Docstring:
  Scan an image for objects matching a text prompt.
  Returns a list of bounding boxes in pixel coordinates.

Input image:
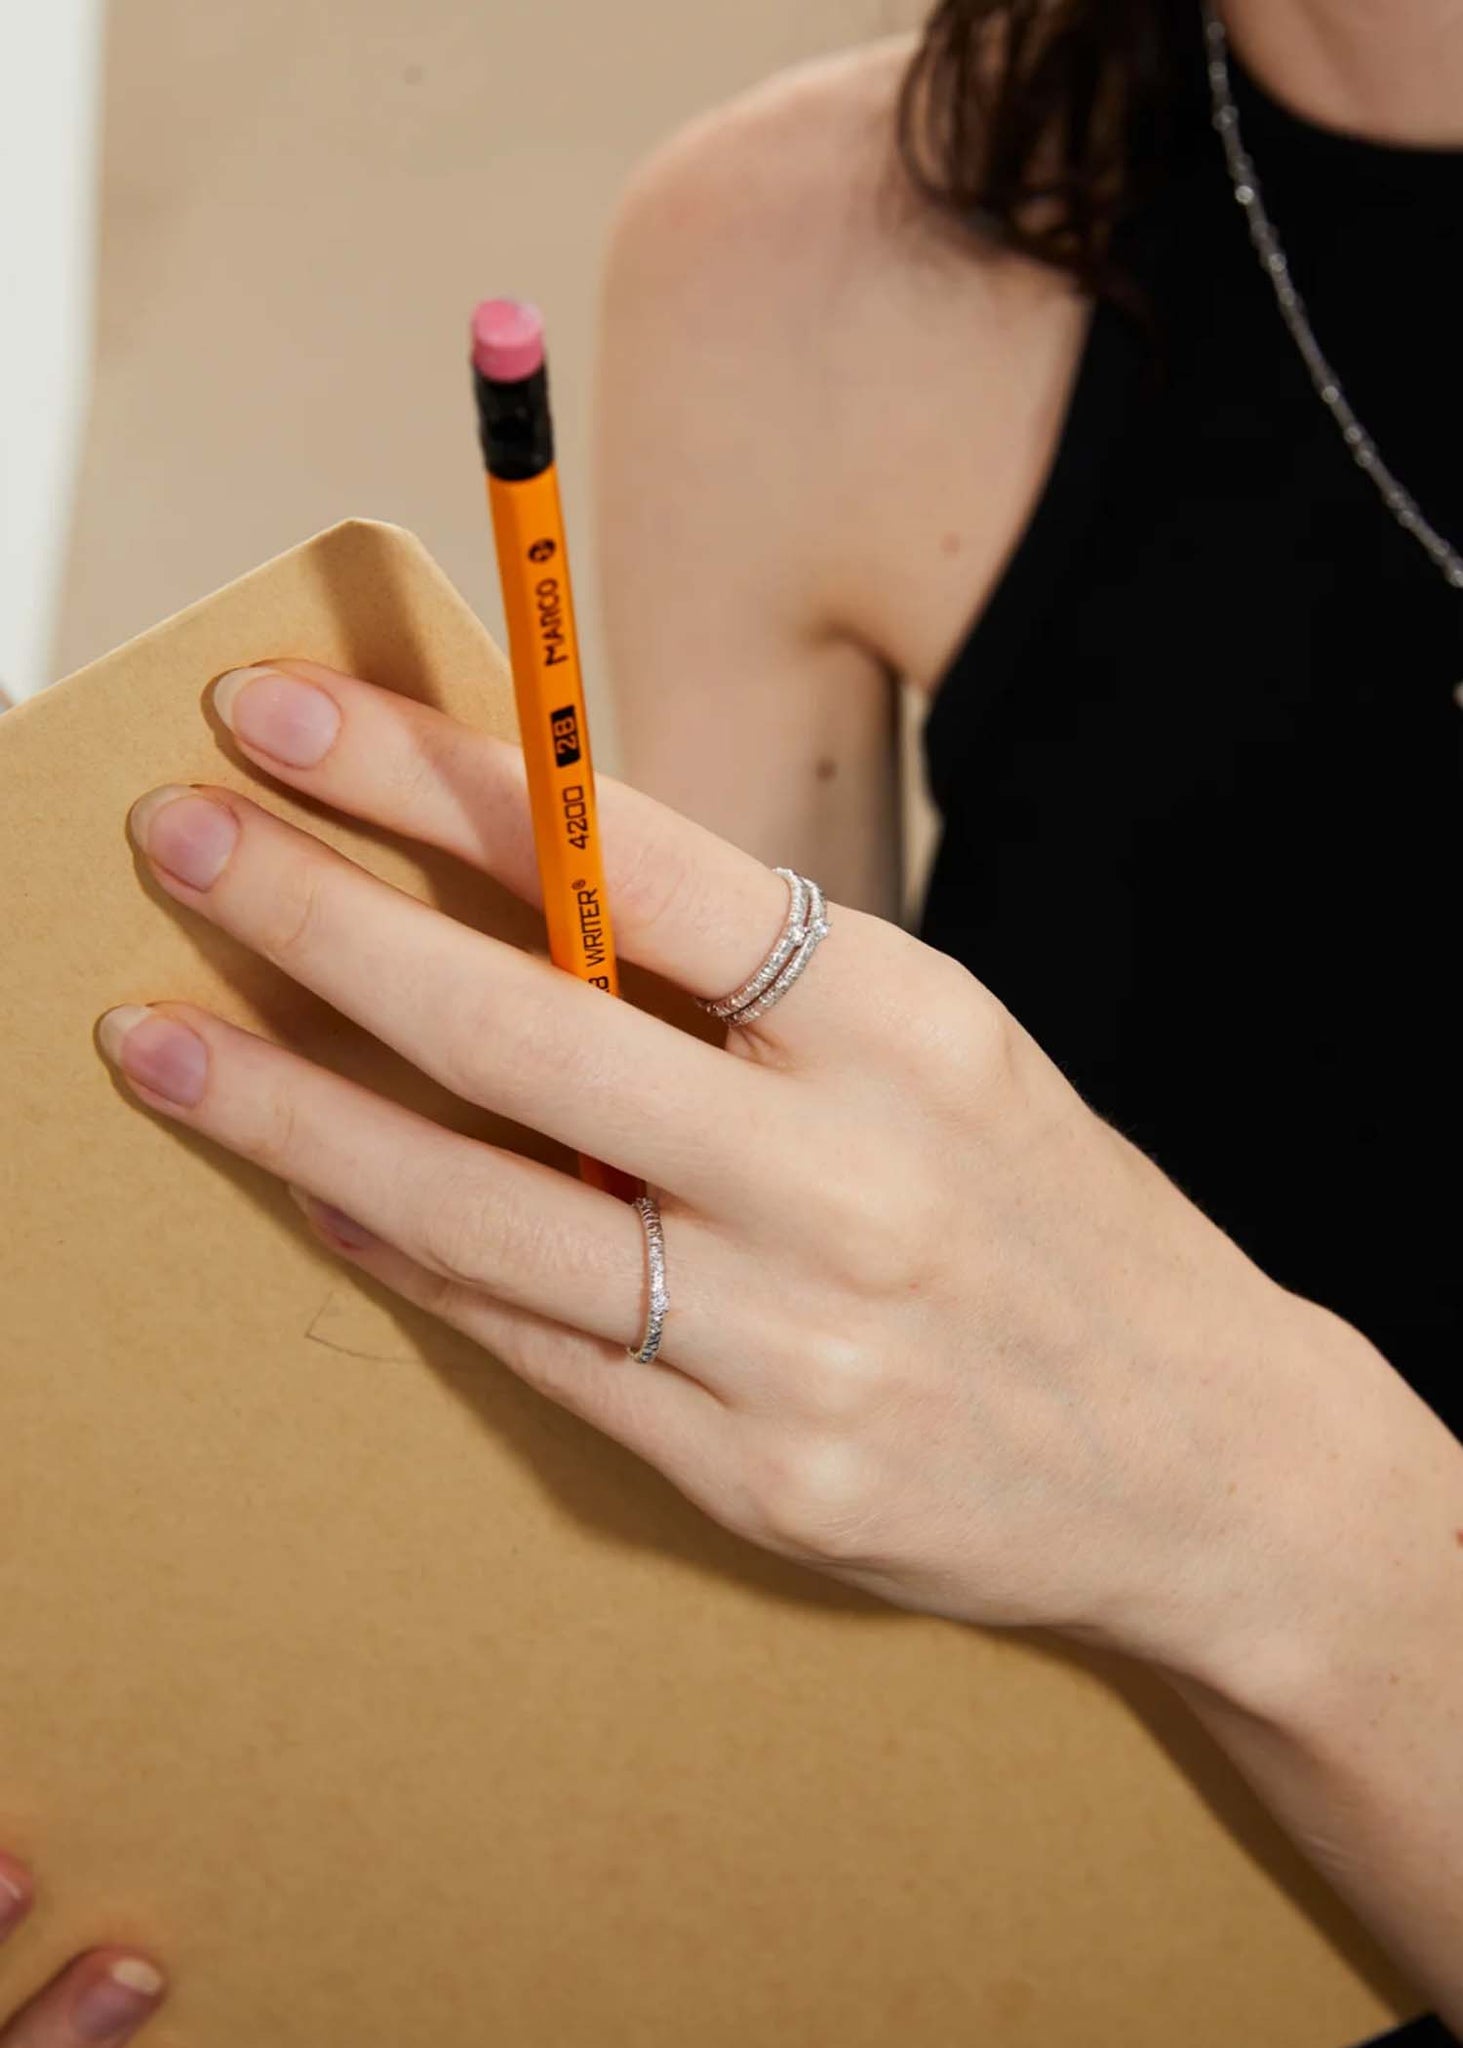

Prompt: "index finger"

[210,659,856,1056]
[127,783,794,1217]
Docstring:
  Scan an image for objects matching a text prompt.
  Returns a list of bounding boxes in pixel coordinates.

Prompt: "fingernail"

[98,1007,209,1108]
[129,787,238,891]
[214,665,342,768]
[73,1957,166,2040]
[288,1184,377,1251]
[0,1867,30,1929]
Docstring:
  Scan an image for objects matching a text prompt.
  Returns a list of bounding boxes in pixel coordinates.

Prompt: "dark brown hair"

[897,0,1189,295]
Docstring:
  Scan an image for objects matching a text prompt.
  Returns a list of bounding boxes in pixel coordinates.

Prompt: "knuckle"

[793,1328,890,1426]
[970,985,1020,1084]
[251,1086,301,1178]
[749,1435,880,1563]
[412,1162,565,1300]
[263,865,327,966]
[947,972,1021,1096]
[613,821,697,940]
[895,941,1014,1079]
[436,979,567,1113]
[812,1164,941,1297]
[413,1167,503,1291]
[394,714,471,815]
[432,992,500,1107]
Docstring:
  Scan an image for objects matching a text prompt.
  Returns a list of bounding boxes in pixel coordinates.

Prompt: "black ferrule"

[474,363,554,481]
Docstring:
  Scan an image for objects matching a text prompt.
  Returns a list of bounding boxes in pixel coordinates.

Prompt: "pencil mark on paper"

[304,1291,417,1364]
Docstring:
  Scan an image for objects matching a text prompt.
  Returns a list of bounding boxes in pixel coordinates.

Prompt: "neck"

[1222,0,1463,145]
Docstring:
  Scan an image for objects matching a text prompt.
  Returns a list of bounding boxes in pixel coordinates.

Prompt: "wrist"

[1162,1301,1463,1745]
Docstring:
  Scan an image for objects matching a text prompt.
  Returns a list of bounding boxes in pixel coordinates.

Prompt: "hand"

[0,1857,165,2042]
[97,660,1397,1698]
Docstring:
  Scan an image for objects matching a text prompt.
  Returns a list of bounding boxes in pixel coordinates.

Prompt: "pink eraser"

[471,298,546,382]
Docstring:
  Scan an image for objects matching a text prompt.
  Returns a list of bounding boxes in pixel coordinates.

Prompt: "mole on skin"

[815,757,837,782]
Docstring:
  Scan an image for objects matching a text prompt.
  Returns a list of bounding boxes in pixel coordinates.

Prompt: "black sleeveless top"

[914,26,1461,2048]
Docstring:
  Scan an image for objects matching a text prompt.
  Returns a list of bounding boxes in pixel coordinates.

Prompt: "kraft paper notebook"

[0,521,1416,2044]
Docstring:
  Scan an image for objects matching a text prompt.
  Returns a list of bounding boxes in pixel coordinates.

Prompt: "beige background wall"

[58,0,940,917]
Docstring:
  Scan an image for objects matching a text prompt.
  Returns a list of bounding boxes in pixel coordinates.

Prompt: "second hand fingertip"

[73,1956,168,2041]
[0,1863,31,1929]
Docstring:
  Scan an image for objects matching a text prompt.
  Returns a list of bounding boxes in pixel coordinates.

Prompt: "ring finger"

[289,1197,761,1533]
[96,1002,773,1406]
[209,660,874,1059]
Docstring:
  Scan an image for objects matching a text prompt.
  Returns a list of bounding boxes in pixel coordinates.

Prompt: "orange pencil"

[471,297,640,1205]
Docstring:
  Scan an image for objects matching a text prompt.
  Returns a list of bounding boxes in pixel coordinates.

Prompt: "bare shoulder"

[598,39,1089,689]
[607,41,921,284]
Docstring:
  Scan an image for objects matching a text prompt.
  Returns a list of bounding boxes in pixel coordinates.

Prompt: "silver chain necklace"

[1202,1,1463,704]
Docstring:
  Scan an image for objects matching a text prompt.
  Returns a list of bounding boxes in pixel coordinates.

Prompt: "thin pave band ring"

[627,870,831,1363]
[626,1191,670,1363]
[694,868,831,1028]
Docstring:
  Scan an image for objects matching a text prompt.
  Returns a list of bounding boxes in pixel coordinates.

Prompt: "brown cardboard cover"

[0,521,1413,2043]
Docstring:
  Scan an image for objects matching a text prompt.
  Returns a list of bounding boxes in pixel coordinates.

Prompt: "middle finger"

[127,784,786,1215]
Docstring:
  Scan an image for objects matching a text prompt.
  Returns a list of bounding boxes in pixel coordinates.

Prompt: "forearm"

[1164,1311,1463,2028]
